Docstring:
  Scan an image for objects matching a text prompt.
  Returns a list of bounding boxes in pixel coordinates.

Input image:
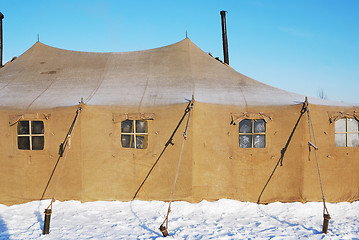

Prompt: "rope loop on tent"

[257,98,308,204]
[301,98,309,114]
[46,198,56,211]
[40,103,83,201]
[159,100,193,237]
[132,96,195,200]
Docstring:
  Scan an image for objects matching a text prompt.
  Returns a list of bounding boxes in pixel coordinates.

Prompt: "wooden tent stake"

[43,198,55,235]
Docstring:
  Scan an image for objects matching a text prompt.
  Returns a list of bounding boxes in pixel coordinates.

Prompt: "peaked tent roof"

[0,38,355,110]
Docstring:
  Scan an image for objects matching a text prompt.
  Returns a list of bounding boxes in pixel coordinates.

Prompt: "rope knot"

[59,143,64,157]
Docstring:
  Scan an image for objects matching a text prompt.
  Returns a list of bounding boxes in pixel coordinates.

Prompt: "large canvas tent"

[0,38,358,206]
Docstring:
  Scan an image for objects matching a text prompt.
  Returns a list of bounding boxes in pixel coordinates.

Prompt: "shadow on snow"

[0,215,10,240]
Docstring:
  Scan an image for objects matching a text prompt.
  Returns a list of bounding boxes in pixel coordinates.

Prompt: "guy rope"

[159,98,193,237]
[306,101,331,234]
[40,101,83,234]
[257,98,308,204]
[257,97,330,233]
[132,96,195,200]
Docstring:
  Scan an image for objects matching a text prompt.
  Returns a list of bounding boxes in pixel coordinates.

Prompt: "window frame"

[17,120,45,150]
[335,117,359,147]
[238,119,266,148]
[121,119,148,149]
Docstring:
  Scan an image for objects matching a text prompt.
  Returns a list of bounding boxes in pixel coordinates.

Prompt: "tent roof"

[0,38,355,110]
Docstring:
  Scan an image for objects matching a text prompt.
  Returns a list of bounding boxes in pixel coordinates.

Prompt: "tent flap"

[231,112,272,125]
[329,111,359,123]
[9,113,51,126]
[112,113,155,123]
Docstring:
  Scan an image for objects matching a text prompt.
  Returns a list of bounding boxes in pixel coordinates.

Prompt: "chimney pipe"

[220,11,229,65]
[0,12,4,67]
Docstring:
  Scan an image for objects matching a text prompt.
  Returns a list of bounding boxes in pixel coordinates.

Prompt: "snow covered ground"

[0,199,358,239]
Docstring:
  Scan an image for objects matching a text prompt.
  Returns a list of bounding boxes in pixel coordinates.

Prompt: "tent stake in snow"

[322,213,331,234]
[43,209,52,234]
[159,224,169,237]
[43,199,54,235]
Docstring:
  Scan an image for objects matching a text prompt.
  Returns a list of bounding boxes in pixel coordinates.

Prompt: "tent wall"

[191,103,307,203]
[0,107,82,205]
[79,104,193,202]
[0,103,358,206]
[191,103,358,203]
[302,104,359,202]
[0,104,194,205]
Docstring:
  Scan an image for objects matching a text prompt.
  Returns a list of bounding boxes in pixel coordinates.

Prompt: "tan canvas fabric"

[0,38,356,110]
[0,39,358,206]
[0,103,358,206]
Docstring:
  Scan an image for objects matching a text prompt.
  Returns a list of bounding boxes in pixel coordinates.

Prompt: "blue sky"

[1,0,358,103]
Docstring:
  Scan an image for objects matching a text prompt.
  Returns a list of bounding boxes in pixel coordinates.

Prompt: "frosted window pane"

[254,120,265,133]
[131,136,135,148]
[348,119,359,132]
[32,136,44,150]
[121,120,133,133]
[136,121,147,133]
[18,121,29,134]
[335,133,346,147]
[121,135,131,148]
[32,121,44,134]
[239,135,252,148]
[335,119,346,132]
[348,133,359,147]
[239,120,252,133]
[18,136,30,150]
[136,135,147,149]
[254,135,265,148]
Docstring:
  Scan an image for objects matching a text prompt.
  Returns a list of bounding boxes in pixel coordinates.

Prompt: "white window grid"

[335,118,359,147]
[18,120,44,150]
[238,119,266,148]
[121,120,148,149]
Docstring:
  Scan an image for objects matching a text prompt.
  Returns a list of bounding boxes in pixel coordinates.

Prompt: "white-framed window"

[335,118,359,147]
[17,120,44,150]
[121,120,148,149]
[238,119,266,148]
